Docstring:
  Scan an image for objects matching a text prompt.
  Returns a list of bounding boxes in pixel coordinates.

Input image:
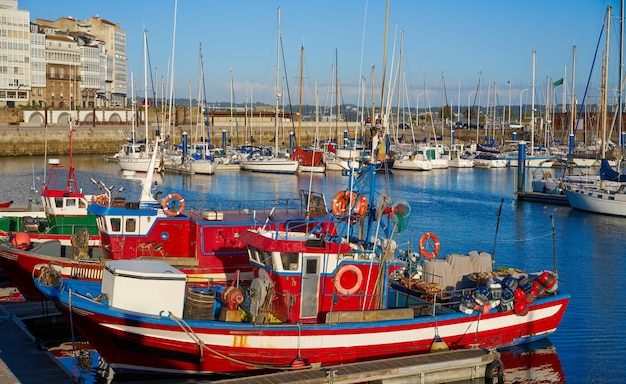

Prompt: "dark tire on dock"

[485,356,505,384]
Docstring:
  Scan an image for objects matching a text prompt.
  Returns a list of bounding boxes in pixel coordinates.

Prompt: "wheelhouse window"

[55,197,63,208]
[280,252,299,271]
[110,218,121,232]
[247,246,261,262]
[125,218,136,232]
[260,250,273,268]
[66,198,76,207]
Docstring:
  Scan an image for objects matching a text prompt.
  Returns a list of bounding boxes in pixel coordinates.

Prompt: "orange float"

[418,232,440,259]
[162,193,185,217]
[334,265,363,295]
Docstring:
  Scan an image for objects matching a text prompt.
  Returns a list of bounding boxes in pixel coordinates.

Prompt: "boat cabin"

[240,229,401,324]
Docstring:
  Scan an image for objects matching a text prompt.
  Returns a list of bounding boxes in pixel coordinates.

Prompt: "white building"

[0,0,30,107]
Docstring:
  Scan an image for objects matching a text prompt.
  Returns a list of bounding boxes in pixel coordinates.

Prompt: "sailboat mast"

[167,0,178,142]
[617,0,624,149]
[601,6,611,158]
[570,45,576,137]
[275,7,280,155]
[143,29,149,151]
[298,45,303,148]
[335,49,339,146]
[380,0,390,126]
[531,49,536,156]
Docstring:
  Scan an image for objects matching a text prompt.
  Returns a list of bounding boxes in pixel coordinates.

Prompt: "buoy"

[513,287,526,302]
[11,232,30,250]
[430,335,449,352]
[514,300,529,316]
[290,355,306,369]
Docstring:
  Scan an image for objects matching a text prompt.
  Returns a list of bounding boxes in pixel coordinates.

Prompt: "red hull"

[44,283,568,375]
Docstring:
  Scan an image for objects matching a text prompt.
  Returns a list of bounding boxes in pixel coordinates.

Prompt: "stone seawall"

[0,126,126,156]
[0,122,372,157]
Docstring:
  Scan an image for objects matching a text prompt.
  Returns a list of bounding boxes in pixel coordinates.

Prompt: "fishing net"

[392,200,411,233]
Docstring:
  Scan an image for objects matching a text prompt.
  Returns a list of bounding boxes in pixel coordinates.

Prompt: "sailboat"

[184,43,217,175]
[498,50,555,168]
[118,30,159,173]
[563,5,626,216]
[240,8,299,174]
[292,46,325,174]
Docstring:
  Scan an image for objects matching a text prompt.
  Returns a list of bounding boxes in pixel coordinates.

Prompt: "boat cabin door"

[300,255,320,319]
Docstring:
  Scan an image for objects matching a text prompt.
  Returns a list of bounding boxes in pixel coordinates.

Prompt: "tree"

[463,107,478,120]
[439,104,453,119]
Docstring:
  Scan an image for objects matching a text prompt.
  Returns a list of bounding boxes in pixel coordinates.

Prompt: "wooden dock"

[0,301,74,384]
[515,191,570,206]
[210,349,502,384]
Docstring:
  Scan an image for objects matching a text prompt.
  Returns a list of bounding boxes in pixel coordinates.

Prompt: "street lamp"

[520,89,529,124]
[416,93,424,128]
[467,91,476,129]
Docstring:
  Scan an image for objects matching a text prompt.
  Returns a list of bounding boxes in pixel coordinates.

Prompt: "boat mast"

[298,45,303,148]
[531,49,536,156]
[380,0,390,128]
[617,0,624,149]
[167,0,178,143]
[275,7,280,156]
[601,6,611,160]
[570,45,576,137]
[143,29,149,153]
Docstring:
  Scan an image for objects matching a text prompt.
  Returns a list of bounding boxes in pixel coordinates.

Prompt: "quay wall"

[0,121,447,157]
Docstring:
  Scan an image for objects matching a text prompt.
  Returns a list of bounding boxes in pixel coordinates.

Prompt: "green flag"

[553,78,563,87]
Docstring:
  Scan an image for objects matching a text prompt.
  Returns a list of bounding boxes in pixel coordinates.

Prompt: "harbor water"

[1,154,624,383]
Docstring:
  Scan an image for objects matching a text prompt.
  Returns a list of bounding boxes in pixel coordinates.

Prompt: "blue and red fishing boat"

[35,165,569,376]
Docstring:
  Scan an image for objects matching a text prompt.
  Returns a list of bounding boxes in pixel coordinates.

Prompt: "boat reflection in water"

[499,338,565,384]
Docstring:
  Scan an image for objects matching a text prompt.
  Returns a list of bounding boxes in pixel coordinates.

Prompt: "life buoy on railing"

[419,232,440,259]
[94,194,109,206]
[353,194,369,217]
[331,190,357,216]
[334,264,363,295]
[331,190,368,219]
[162,193,185,217]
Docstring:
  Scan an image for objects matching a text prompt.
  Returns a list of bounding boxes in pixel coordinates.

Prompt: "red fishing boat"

[35,165,569,376]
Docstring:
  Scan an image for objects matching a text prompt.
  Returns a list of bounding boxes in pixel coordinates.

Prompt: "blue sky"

[23,0,621,109]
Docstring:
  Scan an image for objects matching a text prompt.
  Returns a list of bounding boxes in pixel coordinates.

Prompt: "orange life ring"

[331,190,357,216]
[331,190,368,219]
[419,232,440,259]
[95,195,109,206]
[334,264,363,295]
[162,193,185,216]
[353,194,369,216]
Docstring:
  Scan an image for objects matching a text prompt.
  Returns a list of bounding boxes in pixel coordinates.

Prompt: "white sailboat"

[563,5,626,216]
[240,7,298,175]
[185,43,217,175]
[118,30,158,173]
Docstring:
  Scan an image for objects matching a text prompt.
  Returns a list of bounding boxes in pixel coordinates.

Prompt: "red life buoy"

[334,264,363,295]
[162,193,185,217]
[331,190,368,220]
[353,194,369,216]
[419,232,440,258]
[331,190,357,216]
